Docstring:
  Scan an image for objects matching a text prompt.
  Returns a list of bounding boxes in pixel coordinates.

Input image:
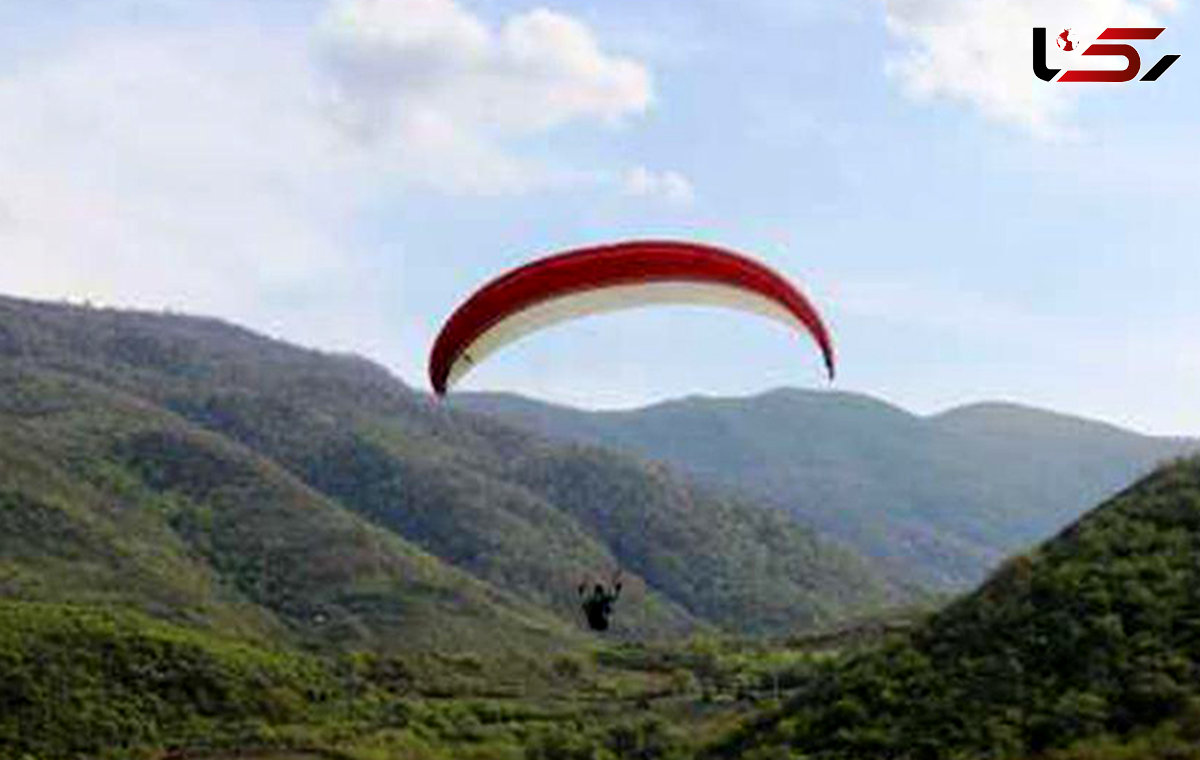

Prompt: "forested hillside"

[459,390,1195,587]
[5,294,1197,760]
[0,362,574,654]
[0,294,905,639]
[715,454,1200,759]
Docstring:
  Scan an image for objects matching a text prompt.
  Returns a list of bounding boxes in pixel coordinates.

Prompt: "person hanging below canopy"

[428,241,838,638]
[578,572,622,632]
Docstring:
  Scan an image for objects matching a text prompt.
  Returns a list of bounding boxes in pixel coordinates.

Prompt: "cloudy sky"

[0,0,1197,433]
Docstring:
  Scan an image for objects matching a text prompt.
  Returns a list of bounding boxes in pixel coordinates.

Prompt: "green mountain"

[714,454,1200,759]
[0,601,341,758]
[456,389,1195,588]
[0,360,574,654]
[0,294,904,640]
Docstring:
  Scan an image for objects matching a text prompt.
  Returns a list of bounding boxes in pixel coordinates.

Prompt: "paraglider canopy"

[428,240,835,396]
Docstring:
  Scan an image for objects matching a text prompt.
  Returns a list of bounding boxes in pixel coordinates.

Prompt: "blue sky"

[0,0,1197,433]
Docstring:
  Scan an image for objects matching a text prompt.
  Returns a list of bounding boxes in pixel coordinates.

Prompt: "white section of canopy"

[445,280,812,390]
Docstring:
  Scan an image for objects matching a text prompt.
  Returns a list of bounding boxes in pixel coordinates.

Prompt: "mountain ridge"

[456,388,1197,588]
[717,453,1200,759]
[0,293,905,641]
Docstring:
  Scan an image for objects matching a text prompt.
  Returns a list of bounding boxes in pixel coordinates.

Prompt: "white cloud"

[621,166,695,205]
[318,0,652,175]
[0,0,662,361]
[884,0,1177,135]
[0,30,355,314]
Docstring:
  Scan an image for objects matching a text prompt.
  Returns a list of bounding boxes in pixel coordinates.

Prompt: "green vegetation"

[5,293,1200,760]
[0,362,576,655]
[0,601,335,759]
[0,599,835,760]
[0,294,916,757]
[714,455,1200,759]
[458,389,1196,588]
[0,294,907,638]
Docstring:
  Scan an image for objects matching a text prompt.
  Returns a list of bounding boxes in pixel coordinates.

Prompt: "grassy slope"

[457,389,1195,588]
[714,454,1200,759]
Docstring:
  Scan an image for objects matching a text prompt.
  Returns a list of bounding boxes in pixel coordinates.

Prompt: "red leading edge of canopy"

[428,240,836,396]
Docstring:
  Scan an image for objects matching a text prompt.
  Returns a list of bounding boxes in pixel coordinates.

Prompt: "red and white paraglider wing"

[428,241,834,396]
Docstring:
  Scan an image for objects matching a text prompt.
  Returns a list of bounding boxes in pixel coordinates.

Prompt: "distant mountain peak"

[931,400,1148,440]
[459,386,1196,590]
